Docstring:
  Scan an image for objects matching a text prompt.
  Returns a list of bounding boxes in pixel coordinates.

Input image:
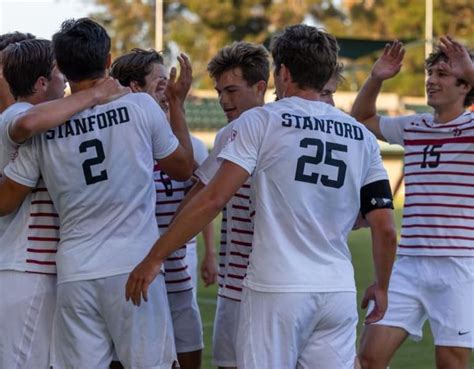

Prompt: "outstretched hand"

[125,256,162,306]
[361,283,388,324]
[438,35,474,83]
[371,40,405,81]
[165,53,193,105]
[94,77,131,105]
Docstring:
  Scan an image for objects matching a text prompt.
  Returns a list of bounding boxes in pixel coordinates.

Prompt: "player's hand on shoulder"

[125,256,162,306]
[371,40,405,82]
[165,53,193,105]
[361,282,388,324]
[93,77,131,105]
[438,35,474,82]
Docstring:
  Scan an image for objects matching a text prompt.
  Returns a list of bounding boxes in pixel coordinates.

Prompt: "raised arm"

[351,41,405,141]
[159,53,194,180]
[438,35,474,86]
[9,77,130,144]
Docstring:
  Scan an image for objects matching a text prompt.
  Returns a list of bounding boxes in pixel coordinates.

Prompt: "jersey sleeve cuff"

[194,168,211,185]
[217,152,253,176]
[156,137,179,160]
[3,167,37,188]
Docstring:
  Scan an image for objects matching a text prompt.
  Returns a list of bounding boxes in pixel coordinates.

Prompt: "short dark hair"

[52,18,110,82]
[332,62,345,85]
[425,47,474,107]
[271,25,339,91]
[110,48,164,87]
[2,39,54,99]
[0,31,35,52]
[207,41,269,85]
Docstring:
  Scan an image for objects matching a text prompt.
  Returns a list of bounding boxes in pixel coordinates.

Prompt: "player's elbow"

[379,223,398,250]
[206,192,227,215]
[10,114,37,143]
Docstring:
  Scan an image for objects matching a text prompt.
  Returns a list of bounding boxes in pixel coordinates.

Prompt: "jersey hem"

[243,280,356,293]
[397,251,474,257]
[56,266,148,284]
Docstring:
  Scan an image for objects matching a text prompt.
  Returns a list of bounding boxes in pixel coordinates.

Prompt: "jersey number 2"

[79,139,108,185]
[295,138,347,188]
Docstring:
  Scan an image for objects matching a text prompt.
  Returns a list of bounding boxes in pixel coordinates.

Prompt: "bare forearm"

[148,189,223,264]
[0,176,32,215]
[351,76,383,122]
[167,97,193,165]
[367,210,397,290]
[173,180,204,219]
[202,221,216,257]
[10,89,101,143]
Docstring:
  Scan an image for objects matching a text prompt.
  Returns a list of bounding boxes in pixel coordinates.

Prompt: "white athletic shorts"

[168,289,203,353]
[212,296,241,367]
[185,243,198,293]
[51,273,177,369]
[236,288,358,369]
[0,270,56,369]
[371,256,474,348]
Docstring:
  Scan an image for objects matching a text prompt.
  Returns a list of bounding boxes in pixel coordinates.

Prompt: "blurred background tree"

[90,0,473,94]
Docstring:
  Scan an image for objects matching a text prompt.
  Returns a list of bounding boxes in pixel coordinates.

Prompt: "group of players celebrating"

[0,16,472,369]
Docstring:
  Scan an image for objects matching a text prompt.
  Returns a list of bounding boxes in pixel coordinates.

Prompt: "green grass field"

[194,204,473,369]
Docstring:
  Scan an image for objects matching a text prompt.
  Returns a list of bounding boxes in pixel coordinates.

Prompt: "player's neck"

[69,77,105,94]
[433,104,466,124]
[285,85,321,101]
[17,94,44,106]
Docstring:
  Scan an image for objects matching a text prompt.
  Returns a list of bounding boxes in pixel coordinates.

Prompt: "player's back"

[16,92,178,283]
[220,97,387,292]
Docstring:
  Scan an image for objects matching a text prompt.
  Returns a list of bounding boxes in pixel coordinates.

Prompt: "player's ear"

[255,80,267,98]
[129,80,142,93]
[34,76,48,94]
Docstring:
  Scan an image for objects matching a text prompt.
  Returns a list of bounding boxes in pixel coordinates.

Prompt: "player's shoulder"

[0,102,33,125]
[101,92,156,110]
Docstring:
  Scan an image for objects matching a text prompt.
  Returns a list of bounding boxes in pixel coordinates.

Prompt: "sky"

[0,0,98,39]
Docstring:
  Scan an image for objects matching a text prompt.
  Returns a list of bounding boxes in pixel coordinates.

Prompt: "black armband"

[360,179,393,217]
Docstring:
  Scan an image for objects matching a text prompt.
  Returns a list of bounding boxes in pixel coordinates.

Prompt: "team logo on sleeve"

[10,147,19,162]
[228,129,238,142]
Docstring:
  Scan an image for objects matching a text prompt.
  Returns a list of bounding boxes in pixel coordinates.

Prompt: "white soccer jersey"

[158,136,208,293]
[0,103,58,275]
[218,96,388,293]
[196,123,255,301]
[380,111,474,257]
[5,93,179,283]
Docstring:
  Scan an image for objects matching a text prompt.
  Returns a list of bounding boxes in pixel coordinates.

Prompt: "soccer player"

[0,38,128,369]
[351,37,474,369]
[0,32,35,113]
[0,18,193,368]
[126,24,398,369]
[194,41,269,369]
[111,48,207,369]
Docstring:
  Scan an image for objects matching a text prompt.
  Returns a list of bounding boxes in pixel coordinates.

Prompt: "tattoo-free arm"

[0,176,32,216]
[9,77,129,144]
[361,208,397,324]
[126,161,249,305]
